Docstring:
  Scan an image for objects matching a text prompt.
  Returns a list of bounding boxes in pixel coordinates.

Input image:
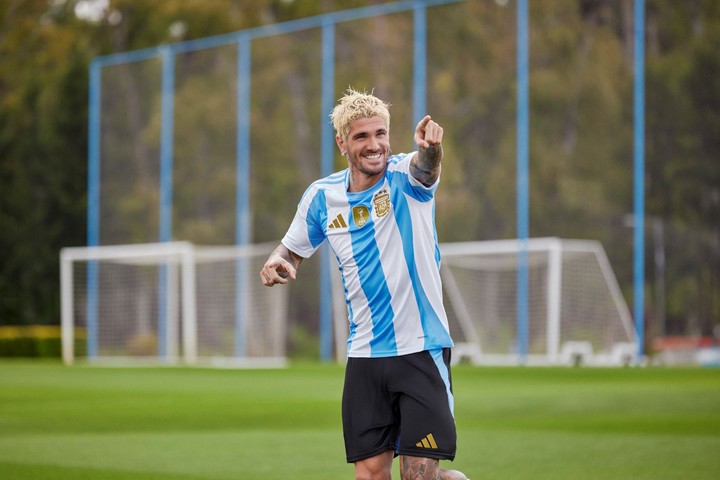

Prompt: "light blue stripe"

[349,206,396,356]
[390,178,451,350]
[432,201,441,267]
[395,168,435,202]
[306,190,328,249]
[298,171,346,205]
[430,349,454,416]
[387,154,403,166]
[315,171,346,185]
[335,253,357,352]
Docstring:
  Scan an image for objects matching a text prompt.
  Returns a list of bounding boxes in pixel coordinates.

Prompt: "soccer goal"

[60,242,288,367]
[438,238,637,366]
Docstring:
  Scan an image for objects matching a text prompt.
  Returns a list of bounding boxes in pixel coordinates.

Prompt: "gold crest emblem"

[352,205,370,228]
[373,188,391,218]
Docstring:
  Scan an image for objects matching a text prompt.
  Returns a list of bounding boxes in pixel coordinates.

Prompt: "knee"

[354,453,393,480]
[355,468,391,480]
[355,473,390,480]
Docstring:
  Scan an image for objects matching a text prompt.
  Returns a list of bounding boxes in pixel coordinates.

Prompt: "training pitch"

[1,361,719,479]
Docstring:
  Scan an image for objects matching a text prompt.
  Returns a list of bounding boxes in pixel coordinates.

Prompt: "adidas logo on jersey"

[415,433,438,449]
[328,214,347,229]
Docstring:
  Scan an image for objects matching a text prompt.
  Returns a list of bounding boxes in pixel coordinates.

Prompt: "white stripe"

[406,193,450,333]
[430,349,454,417]
[374,199,423,354]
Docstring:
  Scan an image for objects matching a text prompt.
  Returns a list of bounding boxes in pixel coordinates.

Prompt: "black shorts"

[342,348,457,463]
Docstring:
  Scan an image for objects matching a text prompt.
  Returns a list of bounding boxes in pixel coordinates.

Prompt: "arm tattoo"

[271,244,302,270]
[410,144,443,186]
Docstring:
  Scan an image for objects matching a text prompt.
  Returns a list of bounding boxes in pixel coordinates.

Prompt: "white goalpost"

[60,242,288,367]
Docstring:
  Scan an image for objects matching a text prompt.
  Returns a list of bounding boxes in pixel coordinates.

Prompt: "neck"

[348,169,384,193]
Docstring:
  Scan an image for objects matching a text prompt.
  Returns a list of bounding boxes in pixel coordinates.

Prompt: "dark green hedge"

[0,326,85,358]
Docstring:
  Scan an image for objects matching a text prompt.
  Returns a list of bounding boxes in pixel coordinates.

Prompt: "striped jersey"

[281,152,454,358]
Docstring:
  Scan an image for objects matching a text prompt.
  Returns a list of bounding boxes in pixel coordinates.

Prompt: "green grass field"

[1,361,719,479]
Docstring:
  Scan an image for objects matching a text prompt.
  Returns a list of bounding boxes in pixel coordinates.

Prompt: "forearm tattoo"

[271,245,294,266]
[410,144,443,186]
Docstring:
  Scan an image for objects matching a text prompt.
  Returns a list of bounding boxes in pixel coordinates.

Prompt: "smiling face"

[336,116,390,192]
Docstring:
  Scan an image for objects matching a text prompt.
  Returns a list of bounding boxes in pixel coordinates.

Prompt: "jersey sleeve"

[281,186,327,259]
[390,152,440,202]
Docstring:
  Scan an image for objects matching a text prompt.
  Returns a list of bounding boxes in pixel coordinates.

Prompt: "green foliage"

[0,0,718,336]
[0,1,90,325]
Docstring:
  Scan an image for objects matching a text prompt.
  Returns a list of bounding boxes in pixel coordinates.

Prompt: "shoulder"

[387,152,438,198]
[300,169,348,204]
[309,169,347,192]
[386,152,415,172]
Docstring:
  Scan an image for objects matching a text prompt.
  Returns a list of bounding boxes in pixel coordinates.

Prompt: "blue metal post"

[235,35,252,357]
[158,47,175,359]
[413,2,427,124]
[86,60,101,359]
[159,47,175,244]
[633,0,646,361]
[516,0,530,364]
[319,18,336,362]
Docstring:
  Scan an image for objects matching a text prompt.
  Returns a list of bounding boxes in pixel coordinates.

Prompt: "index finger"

[416,115,432,131]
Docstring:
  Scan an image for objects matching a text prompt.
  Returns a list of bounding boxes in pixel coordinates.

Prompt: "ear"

[336,135,346,156]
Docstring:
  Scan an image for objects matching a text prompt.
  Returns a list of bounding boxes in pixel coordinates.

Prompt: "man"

[260,89,468,480]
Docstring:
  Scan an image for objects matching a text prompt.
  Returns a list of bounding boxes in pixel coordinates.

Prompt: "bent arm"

[260,243,304,287]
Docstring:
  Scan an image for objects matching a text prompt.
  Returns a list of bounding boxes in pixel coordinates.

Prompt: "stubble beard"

[349,149,389,178]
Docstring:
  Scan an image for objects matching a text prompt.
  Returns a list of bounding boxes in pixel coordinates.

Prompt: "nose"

[367,135,381,151]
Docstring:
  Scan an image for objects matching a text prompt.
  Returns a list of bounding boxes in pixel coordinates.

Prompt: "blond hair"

[330,88,391,141]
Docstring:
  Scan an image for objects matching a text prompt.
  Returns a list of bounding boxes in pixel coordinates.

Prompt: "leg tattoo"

[399,456,469,480]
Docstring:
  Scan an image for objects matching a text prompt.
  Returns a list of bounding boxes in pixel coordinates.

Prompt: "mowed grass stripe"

[1,361,719,479]
[0,431,350,480]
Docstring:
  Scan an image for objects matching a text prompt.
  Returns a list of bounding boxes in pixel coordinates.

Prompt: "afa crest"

[352,205,370,228]
[373,188,391,218]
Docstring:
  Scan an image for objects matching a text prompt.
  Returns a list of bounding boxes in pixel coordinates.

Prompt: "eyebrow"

[352,127,387,140]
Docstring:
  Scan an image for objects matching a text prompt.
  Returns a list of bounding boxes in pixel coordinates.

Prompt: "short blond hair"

[330,88,391,141]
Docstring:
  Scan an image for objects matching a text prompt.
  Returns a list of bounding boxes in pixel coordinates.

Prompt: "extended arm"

[259,243,303,287]
[409,115,444,186]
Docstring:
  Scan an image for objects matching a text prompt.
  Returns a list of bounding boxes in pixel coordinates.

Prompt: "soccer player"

[260,89,468,480]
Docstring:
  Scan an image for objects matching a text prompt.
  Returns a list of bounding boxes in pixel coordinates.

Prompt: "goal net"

[60,242,288,367]
[331,238,637,366]
[439,238,637,366]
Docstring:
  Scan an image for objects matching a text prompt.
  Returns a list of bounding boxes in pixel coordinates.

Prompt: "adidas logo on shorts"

[415,433,438,449]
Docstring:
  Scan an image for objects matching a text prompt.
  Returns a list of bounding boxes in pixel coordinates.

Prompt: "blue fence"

[85,0,659,362]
